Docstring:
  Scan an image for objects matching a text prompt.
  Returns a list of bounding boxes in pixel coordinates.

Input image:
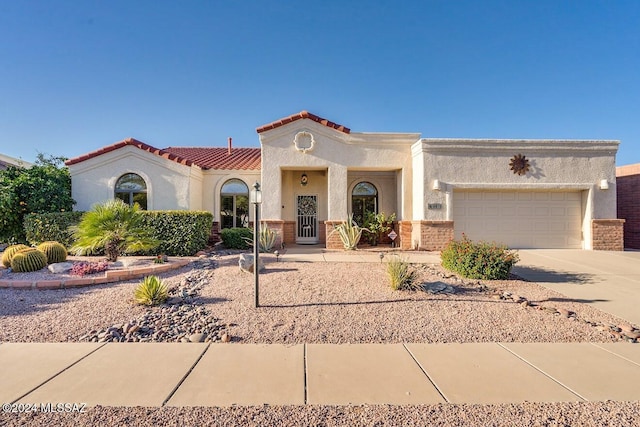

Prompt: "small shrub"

[1,244,29,268]
[386,255,418,290]
[139,210,213,256]
[221,227,253,250]
[70,261,109,277]
[363,212,396,246]
[11,248,48,272]
[440,235,519,280]
[134,275,168,306]
[37,241,68,264]
[154,254,168,264]
[24,211,84,247]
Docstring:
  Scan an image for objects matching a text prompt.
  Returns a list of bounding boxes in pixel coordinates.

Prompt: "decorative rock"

[620,324,635,333]
[48,262,74,274]
[423,281,455,294]
[624,331,640,340]
[189,333,207,343]
[557,308,573,318]
[238,253,266,273]
[520,300,530,307]
[221,333,231,343]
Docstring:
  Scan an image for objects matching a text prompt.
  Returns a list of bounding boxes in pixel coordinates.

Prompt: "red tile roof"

[65,138,261,170]
[256,110,351,134]
[163,147,261,170]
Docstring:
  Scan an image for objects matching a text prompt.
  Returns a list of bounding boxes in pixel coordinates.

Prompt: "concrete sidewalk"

[2,342,640,407]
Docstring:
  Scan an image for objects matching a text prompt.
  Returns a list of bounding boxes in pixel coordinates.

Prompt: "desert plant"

[386,255,419,290]
[363,212,396,246]
[1,244,29,268]
[244,225,277,252]
[441,234,519,280]
[37,241,67,264]
[329,214,369,250]
[70,261,109,277]
[134,275,168,306]
[10,248,48,272]
[70,199,159,262]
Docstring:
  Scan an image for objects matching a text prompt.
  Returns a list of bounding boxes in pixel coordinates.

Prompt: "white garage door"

[453,191,583,249]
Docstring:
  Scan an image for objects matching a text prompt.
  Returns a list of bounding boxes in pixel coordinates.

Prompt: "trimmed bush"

[134,275,168,306]
[24,211,84,247]
[139,211,213,256]
[37,241,67,264]
[2,244,29,268]
[220,227,253,250]
[440,235,519,280]
[11,248,48,272]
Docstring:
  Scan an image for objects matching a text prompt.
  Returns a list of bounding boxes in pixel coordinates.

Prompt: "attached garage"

[452,190,583,249]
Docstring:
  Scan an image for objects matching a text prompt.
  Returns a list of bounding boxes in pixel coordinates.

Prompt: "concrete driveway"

[512,250,640,325]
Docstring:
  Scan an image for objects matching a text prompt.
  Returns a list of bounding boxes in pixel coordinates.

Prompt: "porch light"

[599,179,609,190]
[432,179,441,191]
[251,182,261,308]
[301,172,308,186]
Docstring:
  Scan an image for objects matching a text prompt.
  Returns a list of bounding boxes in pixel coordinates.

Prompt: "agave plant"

[243,225,277,252]
[134,275,168,306]
[70,199,159,262]
[329,214,369,250]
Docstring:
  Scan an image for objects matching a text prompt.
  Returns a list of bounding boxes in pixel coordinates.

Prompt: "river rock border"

[0,258,191,290]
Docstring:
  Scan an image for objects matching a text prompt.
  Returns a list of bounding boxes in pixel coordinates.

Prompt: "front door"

[296,195,318,244]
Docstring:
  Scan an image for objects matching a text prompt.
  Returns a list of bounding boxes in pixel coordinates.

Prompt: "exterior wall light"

[301,172,308,186]
[432,179,441,191]
[599,179,609,190]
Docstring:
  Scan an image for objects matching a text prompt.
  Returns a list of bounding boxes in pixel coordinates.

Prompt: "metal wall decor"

[509,154,531,176]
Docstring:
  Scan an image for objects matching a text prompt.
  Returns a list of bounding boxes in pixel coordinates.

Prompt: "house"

[0,153,33,170]
[616,164,640,249]
[66,111,623,251]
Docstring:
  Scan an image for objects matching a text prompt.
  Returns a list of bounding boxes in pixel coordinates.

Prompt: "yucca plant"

[329,214,369,250]
[134,275,168,306]
[386,255,419,291]
[70,199,159,262]
[1,244,29,268]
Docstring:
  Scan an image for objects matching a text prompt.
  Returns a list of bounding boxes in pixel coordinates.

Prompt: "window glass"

[220,179,249,229]
[115,173,147,209]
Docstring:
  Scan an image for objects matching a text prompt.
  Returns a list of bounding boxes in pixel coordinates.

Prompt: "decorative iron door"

[296,195,318,243]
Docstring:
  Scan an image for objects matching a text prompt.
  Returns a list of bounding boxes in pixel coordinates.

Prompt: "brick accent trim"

[260,220,285,249]
[416,220,454,251]
[324,221,347,250]
[592,219,625,251]
[399,221,413,250]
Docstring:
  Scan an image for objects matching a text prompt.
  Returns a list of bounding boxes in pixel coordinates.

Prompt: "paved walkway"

[2,342,640,407]
[3,246,640,408]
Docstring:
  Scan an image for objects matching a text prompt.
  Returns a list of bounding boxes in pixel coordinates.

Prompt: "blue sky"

[1,1,639,165]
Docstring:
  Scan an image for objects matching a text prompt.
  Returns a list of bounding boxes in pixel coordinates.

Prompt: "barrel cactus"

[37,241,68,264]
[11,248,48,272]
[2,244,30,268]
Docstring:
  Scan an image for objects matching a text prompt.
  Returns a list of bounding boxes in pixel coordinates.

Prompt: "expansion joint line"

[402,344,449,403]
[162,343,211,406]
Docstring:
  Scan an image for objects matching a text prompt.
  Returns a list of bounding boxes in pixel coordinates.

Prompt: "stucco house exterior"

[616,164,640,249]
[66,110,623,251]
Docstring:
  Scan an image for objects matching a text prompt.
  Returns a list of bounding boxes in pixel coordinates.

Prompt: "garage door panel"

[453,191,582,249]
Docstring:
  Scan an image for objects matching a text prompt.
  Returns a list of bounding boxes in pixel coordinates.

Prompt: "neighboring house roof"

[65,137,261,170]
[256,110,351,134]
[0,153,33,170]
[616,163,640,177]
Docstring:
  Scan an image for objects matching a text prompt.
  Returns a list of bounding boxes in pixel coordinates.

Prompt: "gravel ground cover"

[1,252,639,426]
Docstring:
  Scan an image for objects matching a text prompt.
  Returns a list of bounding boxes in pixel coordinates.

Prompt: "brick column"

[399,221,413,250]
[260,220,284,249]
[592,219,625,251]
[324,220,346,250]
[418,220,454,251]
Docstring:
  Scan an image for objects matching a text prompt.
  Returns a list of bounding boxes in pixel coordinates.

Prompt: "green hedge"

[440,235,519,280]
[24,211,84,247]
[139,210,213,256]
[220,227,253,250]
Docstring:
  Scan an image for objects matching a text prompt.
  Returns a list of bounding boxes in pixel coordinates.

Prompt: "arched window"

[352,182,377,226]
[115,173,147,209]
[220,179,249,229]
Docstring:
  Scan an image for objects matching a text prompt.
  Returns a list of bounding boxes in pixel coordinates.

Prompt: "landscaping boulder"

[238,253,265,273]
[48,261,74,274]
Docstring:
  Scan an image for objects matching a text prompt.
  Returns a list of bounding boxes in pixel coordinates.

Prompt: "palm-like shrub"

[329,214,369,250]
[70,200,159,262]
[2,244,29,268]
[134,275,168,306]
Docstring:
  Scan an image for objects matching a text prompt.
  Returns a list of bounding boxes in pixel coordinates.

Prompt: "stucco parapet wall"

[0,259,190,290]
[415,139,620,154]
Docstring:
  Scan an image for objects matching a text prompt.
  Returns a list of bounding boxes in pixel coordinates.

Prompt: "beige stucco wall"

[201,170,261,223]
[259,119,418,222]
[413,139,619,249]
[68,146,199,211]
